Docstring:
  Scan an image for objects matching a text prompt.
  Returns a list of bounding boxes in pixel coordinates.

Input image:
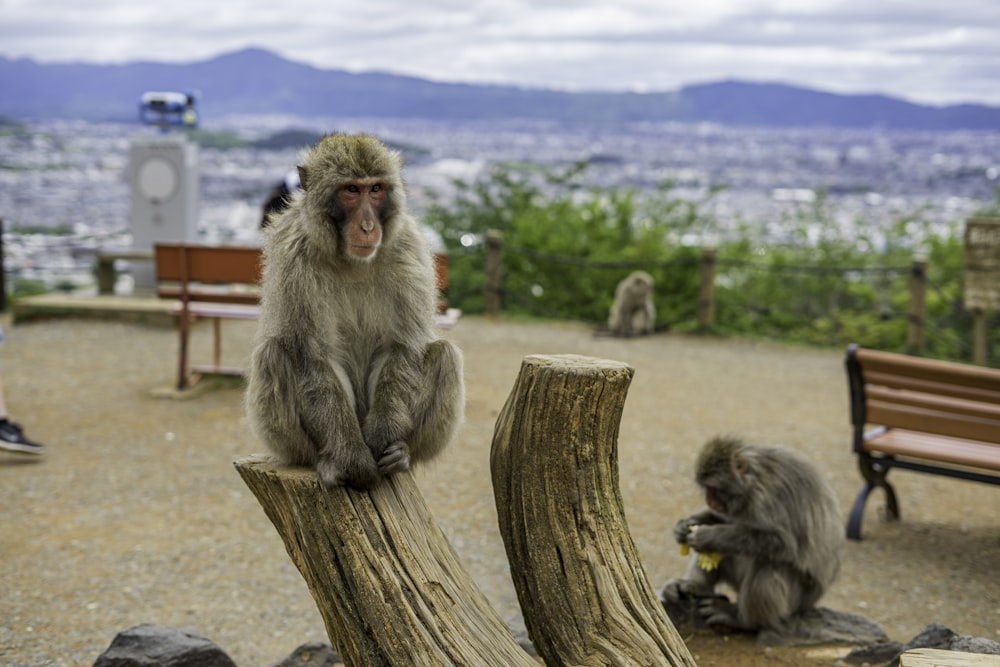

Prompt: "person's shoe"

[0,420,44,455]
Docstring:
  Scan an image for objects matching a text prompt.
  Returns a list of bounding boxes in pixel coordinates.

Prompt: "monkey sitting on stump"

[607,270,656,336]
[660,435,843,633]
[245,133,465,490]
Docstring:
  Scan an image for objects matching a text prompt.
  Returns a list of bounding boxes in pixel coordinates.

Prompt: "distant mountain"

[3,47,999,130]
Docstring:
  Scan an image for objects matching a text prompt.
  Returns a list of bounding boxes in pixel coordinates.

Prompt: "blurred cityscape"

[1,115,998,292]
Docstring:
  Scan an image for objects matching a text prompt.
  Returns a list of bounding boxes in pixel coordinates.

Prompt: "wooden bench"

[154,242,455,390]
[845,344,1000,539]
[154,242,262,390]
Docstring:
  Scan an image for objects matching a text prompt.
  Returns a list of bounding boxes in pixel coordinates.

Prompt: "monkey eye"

[370,183,382,193]
[346,184,360,193]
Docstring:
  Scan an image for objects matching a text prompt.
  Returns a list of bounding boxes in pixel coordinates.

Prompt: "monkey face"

[297,134,406,264]
[630,280,651,299]
[704,485,726,513]
[336,179,387,261]
[695,436,753,518]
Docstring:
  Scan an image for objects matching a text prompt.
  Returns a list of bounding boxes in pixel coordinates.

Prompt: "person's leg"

[0,326,44,454]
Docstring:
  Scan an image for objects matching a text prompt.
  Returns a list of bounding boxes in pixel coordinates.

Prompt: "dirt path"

[0,315,997,666]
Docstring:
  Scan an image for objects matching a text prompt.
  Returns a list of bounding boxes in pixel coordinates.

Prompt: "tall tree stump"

[491,354,697,667]
[234,455,536,667]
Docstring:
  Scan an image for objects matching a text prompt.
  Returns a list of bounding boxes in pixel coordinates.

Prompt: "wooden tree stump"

[491,354,697,667]
[234,455,537,667]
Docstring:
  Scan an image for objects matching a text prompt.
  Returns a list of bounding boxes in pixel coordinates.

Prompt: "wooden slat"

[863,369,1000,404]
[855,347,1000,393]
[186,303,260,319]
[154,243,262,284]
[900,648,1000,666]
[866,400,1000,444]
[863,429,1000,471]
[158,286,259,305]
[865,385,1000,421]
[166,302,260,319]
[190,364,246,377]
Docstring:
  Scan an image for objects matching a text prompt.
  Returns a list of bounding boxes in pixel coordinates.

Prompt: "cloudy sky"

[2,0,999,106]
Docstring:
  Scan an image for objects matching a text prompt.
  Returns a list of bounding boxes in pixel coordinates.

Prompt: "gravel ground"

[0,313,998,667]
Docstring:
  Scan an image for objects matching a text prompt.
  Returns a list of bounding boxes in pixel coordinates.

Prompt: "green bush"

[13,278,49,299]
[424,163,705,327]
[423,163,999,365]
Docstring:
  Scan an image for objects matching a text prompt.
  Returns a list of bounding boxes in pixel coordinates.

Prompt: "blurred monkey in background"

[608,270,655,336]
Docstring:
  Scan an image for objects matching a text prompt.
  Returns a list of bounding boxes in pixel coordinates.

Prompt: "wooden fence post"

[491,354,697,667]
[698,246,717,329]
[234,456,537,667]
[907,255,927,356]
[485,229,502,316]
[972,310,988,366]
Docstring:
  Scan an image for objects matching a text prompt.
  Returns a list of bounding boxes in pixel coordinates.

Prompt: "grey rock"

[92,624,236,667]
[900,621,958,651]
[842,622,1000,667]
[950,636,1000,655]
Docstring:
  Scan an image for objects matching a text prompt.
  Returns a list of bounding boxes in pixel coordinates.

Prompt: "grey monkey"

[608,270,655,336]
[245,133,464,490]
[661,435,843,632]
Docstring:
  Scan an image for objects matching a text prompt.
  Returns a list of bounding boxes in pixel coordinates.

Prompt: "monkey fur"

[607,270,655,336]
[245,133,465,490]
[660,435,843,632]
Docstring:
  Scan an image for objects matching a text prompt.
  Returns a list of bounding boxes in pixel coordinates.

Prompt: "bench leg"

[177,312,191,391]
[212,317,222,371]
[847,454,900,540]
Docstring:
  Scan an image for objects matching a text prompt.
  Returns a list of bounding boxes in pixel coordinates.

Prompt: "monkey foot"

[377,441,411,476]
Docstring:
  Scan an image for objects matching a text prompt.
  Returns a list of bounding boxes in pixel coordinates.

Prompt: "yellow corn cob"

[678,525,722,570]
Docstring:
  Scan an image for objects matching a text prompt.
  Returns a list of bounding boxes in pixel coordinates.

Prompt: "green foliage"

[423,163,994,365]
[424,162,704,326]
[8,223,75,235]
[13,279,49,299]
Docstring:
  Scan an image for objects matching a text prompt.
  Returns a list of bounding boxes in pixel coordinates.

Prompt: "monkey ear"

[734,455,749,476]
[297,165,309,191]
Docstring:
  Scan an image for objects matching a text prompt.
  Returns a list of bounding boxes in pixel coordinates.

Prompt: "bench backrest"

[846,344,1000,445]
[154,242,263,304]
[154,241,450,308]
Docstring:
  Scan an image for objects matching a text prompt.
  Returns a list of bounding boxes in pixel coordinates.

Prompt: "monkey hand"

[673,516,702,544]
[697,596,745,631]
[685,523,724,553]
[679,526,723,570]
[660,577,716,604]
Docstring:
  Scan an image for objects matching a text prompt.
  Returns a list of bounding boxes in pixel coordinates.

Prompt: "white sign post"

[963,217,1000,365]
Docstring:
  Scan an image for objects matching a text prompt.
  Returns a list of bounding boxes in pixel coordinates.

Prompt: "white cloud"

[1,0,998,105]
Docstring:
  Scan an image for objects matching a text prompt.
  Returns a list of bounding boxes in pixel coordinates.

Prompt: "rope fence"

[452,230,998,366]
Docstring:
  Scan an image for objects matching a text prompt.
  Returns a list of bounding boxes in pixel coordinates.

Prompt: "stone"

[92,624,236,667]
[841,622,1000,666]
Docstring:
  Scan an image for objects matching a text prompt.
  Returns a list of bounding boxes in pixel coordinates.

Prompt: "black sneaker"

[0,420,44,455]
